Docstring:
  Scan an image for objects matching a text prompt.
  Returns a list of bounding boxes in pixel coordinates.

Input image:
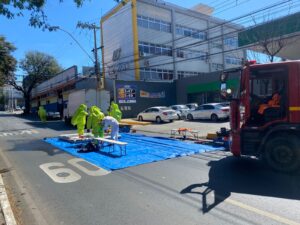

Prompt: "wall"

[115,80,176,117]
[176,71,240,104]
[102,2,136,81]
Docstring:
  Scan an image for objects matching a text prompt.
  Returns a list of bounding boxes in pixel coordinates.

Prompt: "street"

[0,113,300,225]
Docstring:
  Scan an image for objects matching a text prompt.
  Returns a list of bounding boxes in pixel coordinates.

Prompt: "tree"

[0,0,121,30]
[0,36,17,87]
[8,51,62,114]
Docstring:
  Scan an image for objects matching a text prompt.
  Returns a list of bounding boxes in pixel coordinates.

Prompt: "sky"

[0,0,297,75]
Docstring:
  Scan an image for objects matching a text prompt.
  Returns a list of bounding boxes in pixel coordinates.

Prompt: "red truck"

[221,60,300,172]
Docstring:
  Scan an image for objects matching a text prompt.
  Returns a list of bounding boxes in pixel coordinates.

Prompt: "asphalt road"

[0,112,300,225]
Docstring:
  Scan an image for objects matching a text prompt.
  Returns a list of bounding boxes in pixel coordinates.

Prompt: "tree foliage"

[8,51,62,114]
[0,36,17,87]
[0,0,121,30]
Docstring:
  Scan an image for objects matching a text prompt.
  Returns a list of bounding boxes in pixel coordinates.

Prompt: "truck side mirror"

[220,83,233,100]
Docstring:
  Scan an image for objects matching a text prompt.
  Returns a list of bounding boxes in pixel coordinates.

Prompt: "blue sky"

[0,0,296,75]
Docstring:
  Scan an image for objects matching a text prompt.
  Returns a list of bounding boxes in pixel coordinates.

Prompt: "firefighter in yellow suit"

[71,104,88,138]
[38,106,47,122]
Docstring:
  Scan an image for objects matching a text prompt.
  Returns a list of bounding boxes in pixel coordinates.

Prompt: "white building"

[101,0,245,82]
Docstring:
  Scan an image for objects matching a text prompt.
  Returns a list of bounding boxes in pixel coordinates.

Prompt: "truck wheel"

[265,135,300,172]
[138,116,143,121]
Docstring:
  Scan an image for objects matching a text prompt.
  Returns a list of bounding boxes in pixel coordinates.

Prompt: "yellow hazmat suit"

[38,106,47,122]
[71,104,88,137]
[108,101,122,122]
[87,106,105,137]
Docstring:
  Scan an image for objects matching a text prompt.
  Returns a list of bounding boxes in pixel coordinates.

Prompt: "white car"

[169,105,190,119]
[186,103,230,122]
[137,106,178,123]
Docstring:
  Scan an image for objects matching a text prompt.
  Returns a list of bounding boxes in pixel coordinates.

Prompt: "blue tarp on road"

[44,133,224,171]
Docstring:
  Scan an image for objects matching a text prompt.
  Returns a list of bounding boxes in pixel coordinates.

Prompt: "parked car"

[137,106,177,123]
[46,112,61,120]
[169,105,190,119]
[15,106,21,111]
[185,103,198,110]
[186,103,230,122]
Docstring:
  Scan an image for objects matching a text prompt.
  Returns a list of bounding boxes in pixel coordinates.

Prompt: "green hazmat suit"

[38,106,47,122]
[108,102,122,122]
[71,104,88,136]
[87,106,105,137]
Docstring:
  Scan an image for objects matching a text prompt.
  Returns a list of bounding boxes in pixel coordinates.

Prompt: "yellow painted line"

[131,0,140,81]
[223,197,300,225]
[289,107,300,111]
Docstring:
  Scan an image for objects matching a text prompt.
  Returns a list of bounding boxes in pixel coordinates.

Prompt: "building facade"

[101,0,245,83]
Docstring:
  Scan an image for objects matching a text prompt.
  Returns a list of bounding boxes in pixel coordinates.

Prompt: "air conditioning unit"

[139,51,145,57]
[144,60,150,67]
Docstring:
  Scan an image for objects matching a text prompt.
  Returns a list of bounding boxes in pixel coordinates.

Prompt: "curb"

[0,174,17,225]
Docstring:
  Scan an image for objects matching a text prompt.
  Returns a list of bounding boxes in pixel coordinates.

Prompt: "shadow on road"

[180,156,300,213]
[0,113,74,132]
[7,139,64,156]
[24,120,74,132]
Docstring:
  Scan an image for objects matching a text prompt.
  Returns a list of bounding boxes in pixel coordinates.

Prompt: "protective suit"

[258,93,281,115]
[38,106,47,122]
[87,106,105,137]
[71,104,88,137]
[108,102,122,122]
[102,116,119,140]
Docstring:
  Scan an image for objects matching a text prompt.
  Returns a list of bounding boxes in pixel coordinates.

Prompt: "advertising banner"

[117,84,137,104]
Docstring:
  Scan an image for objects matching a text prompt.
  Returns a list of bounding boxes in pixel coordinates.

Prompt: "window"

[203,105,214,110]
[176,49,207,60]
[177,71,202,79]
[225,56,242,65]
[176,25,207,40]
[145,108,152,113]
[211,41,222,49]
[140,68,174,81]
[212,63,224,70]
[137,15,171,33]
[224,37,238,48]
[139,42,172,57]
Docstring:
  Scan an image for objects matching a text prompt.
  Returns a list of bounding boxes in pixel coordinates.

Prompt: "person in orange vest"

[258,92,281,115]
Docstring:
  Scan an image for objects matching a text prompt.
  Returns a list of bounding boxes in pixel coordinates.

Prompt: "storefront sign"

[140,90,165,98]
[117,85,137,104]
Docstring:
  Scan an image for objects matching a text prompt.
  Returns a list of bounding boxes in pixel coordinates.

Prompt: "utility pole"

[77,22,102,89]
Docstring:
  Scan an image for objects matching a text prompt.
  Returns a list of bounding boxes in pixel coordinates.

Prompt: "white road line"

[222,196,300,225]
[0,174,17,225]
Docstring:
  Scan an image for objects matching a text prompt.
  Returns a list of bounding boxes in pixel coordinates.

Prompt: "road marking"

[0,129,39,137]
[40,162,81,184]
[0,174,17,225]
[68,158,110,176]
[40,158,111,183]
[223,197,300,225]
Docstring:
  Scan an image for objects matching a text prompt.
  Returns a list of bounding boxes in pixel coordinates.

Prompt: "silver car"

[185,103,198,110]
[137,106,178,123]
[186,103,230,122]
[169,105,190,120]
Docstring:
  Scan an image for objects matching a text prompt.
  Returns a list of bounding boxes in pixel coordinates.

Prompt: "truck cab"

[221,60,300,172]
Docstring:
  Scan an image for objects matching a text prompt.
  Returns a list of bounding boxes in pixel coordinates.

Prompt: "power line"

[101,0,295,67]
[103,31,300,77]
